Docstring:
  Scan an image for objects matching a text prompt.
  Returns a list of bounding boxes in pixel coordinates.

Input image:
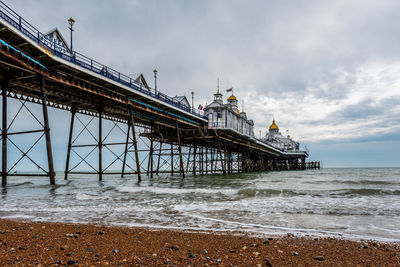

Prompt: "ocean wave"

[329,189,400,196]
[236,188,400,197]
[115,186,237,196]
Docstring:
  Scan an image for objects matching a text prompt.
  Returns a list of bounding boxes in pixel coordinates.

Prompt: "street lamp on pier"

[153,69,158,95]
[68,17,75,52]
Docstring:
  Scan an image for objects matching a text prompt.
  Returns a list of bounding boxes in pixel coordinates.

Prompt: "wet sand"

[0,218,399,266]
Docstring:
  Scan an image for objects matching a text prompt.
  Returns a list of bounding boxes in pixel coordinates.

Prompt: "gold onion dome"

[269,119,279,130]
[227,94,237,101]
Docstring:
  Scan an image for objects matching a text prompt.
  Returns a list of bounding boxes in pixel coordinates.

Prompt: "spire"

[217,78,220,94]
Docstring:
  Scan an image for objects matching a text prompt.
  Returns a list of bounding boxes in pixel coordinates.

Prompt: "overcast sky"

[4,0,400,167]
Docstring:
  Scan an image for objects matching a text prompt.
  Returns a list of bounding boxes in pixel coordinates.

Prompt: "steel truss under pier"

[0,1,316,187]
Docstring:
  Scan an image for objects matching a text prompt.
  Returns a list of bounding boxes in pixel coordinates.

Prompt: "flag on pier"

[198,104,203,110]
[226,88,233,92]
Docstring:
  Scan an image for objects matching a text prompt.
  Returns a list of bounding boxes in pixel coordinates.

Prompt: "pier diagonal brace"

[176,121,185,178]
[129,106,141,182]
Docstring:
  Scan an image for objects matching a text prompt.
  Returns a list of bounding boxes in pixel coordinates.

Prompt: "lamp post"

[191,91,194,112]
[153,69,158,96]
[68,17,75,52]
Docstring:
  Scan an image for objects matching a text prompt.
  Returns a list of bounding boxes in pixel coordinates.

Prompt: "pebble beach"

[0,218,399,266]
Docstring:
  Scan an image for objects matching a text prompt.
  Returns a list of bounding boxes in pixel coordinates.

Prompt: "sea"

[1,168,399,242]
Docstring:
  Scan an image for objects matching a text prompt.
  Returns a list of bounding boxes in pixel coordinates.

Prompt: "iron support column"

[176,121,185,178]
[98,108,103,181]
[64,106,76,180]
[2,79,8,187]
[156,141,162,175]
[121,120,131,177]
[148,124,154,178]
[192,144,197,175]
[40,76,55,185]
[170,142,174,175]
[217,138,226,175]
[129,106,141,182]
[186,146,191,173]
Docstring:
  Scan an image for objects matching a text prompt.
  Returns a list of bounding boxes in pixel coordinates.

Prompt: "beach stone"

[189,252,196,259]
[251,243,257,247]
[170,245,179,250]
[314,256,325,261]
[292,251,299,256]
[113,249,119,253]
[0,230,5,234]
[363,244,369,249]
[268,237,273,240]
[95,254,100,257]
[263,240,270,245]
[202,249,208,254]
[67,259,75,265]
[32,235,38,238]
[66,252,73,256]
[216,259,222,263]
[98,231,105,235]
[87,247,94,252]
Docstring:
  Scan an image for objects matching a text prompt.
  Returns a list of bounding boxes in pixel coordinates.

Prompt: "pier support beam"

[40,76,55,185]
[156,141,162,175]
[176,121,185,178]
[192,143,197,175]
[170,142,174,176]
[129,107,141,182]
[98,108,103,181]
[65,105,76,180]
[1,79,8,187]
[121,119,131,178]
[217,138,226,175]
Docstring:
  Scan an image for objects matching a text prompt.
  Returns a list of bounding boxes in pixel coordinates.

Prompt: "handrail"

[0,1,207,120]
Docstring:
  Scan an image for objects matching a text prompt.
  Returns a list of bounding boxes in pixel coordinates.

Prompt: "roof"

[227,94,237,101]
[134,73,150,90]
[269,119,279,130]
[43,28,70,51]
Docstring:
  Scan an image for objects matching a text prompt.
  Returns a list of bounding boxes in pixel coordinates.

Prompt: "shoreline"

[2,214,399,244]
[0,218,399,266]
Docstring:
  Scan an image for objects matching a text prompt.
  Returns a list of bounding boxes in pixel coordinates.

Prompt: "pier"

[0,2,318,187]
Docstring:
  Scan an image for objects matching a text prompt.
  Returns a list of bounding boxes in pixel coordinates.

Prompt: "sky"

[3,0,400,168]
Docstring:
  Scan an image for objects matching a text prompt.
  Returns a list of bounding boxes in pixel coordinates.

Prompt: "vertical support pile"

[64,106,76,180]
[121,118,131,178]
[129,106,141,182]
[98,108,103,181]
[1,79,8,187]
[40,75,55,185]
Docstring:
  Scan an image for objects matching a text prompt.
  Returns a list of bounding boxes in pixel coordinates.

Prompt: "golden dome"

[227,94,237,101]
[269,119,279,130]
